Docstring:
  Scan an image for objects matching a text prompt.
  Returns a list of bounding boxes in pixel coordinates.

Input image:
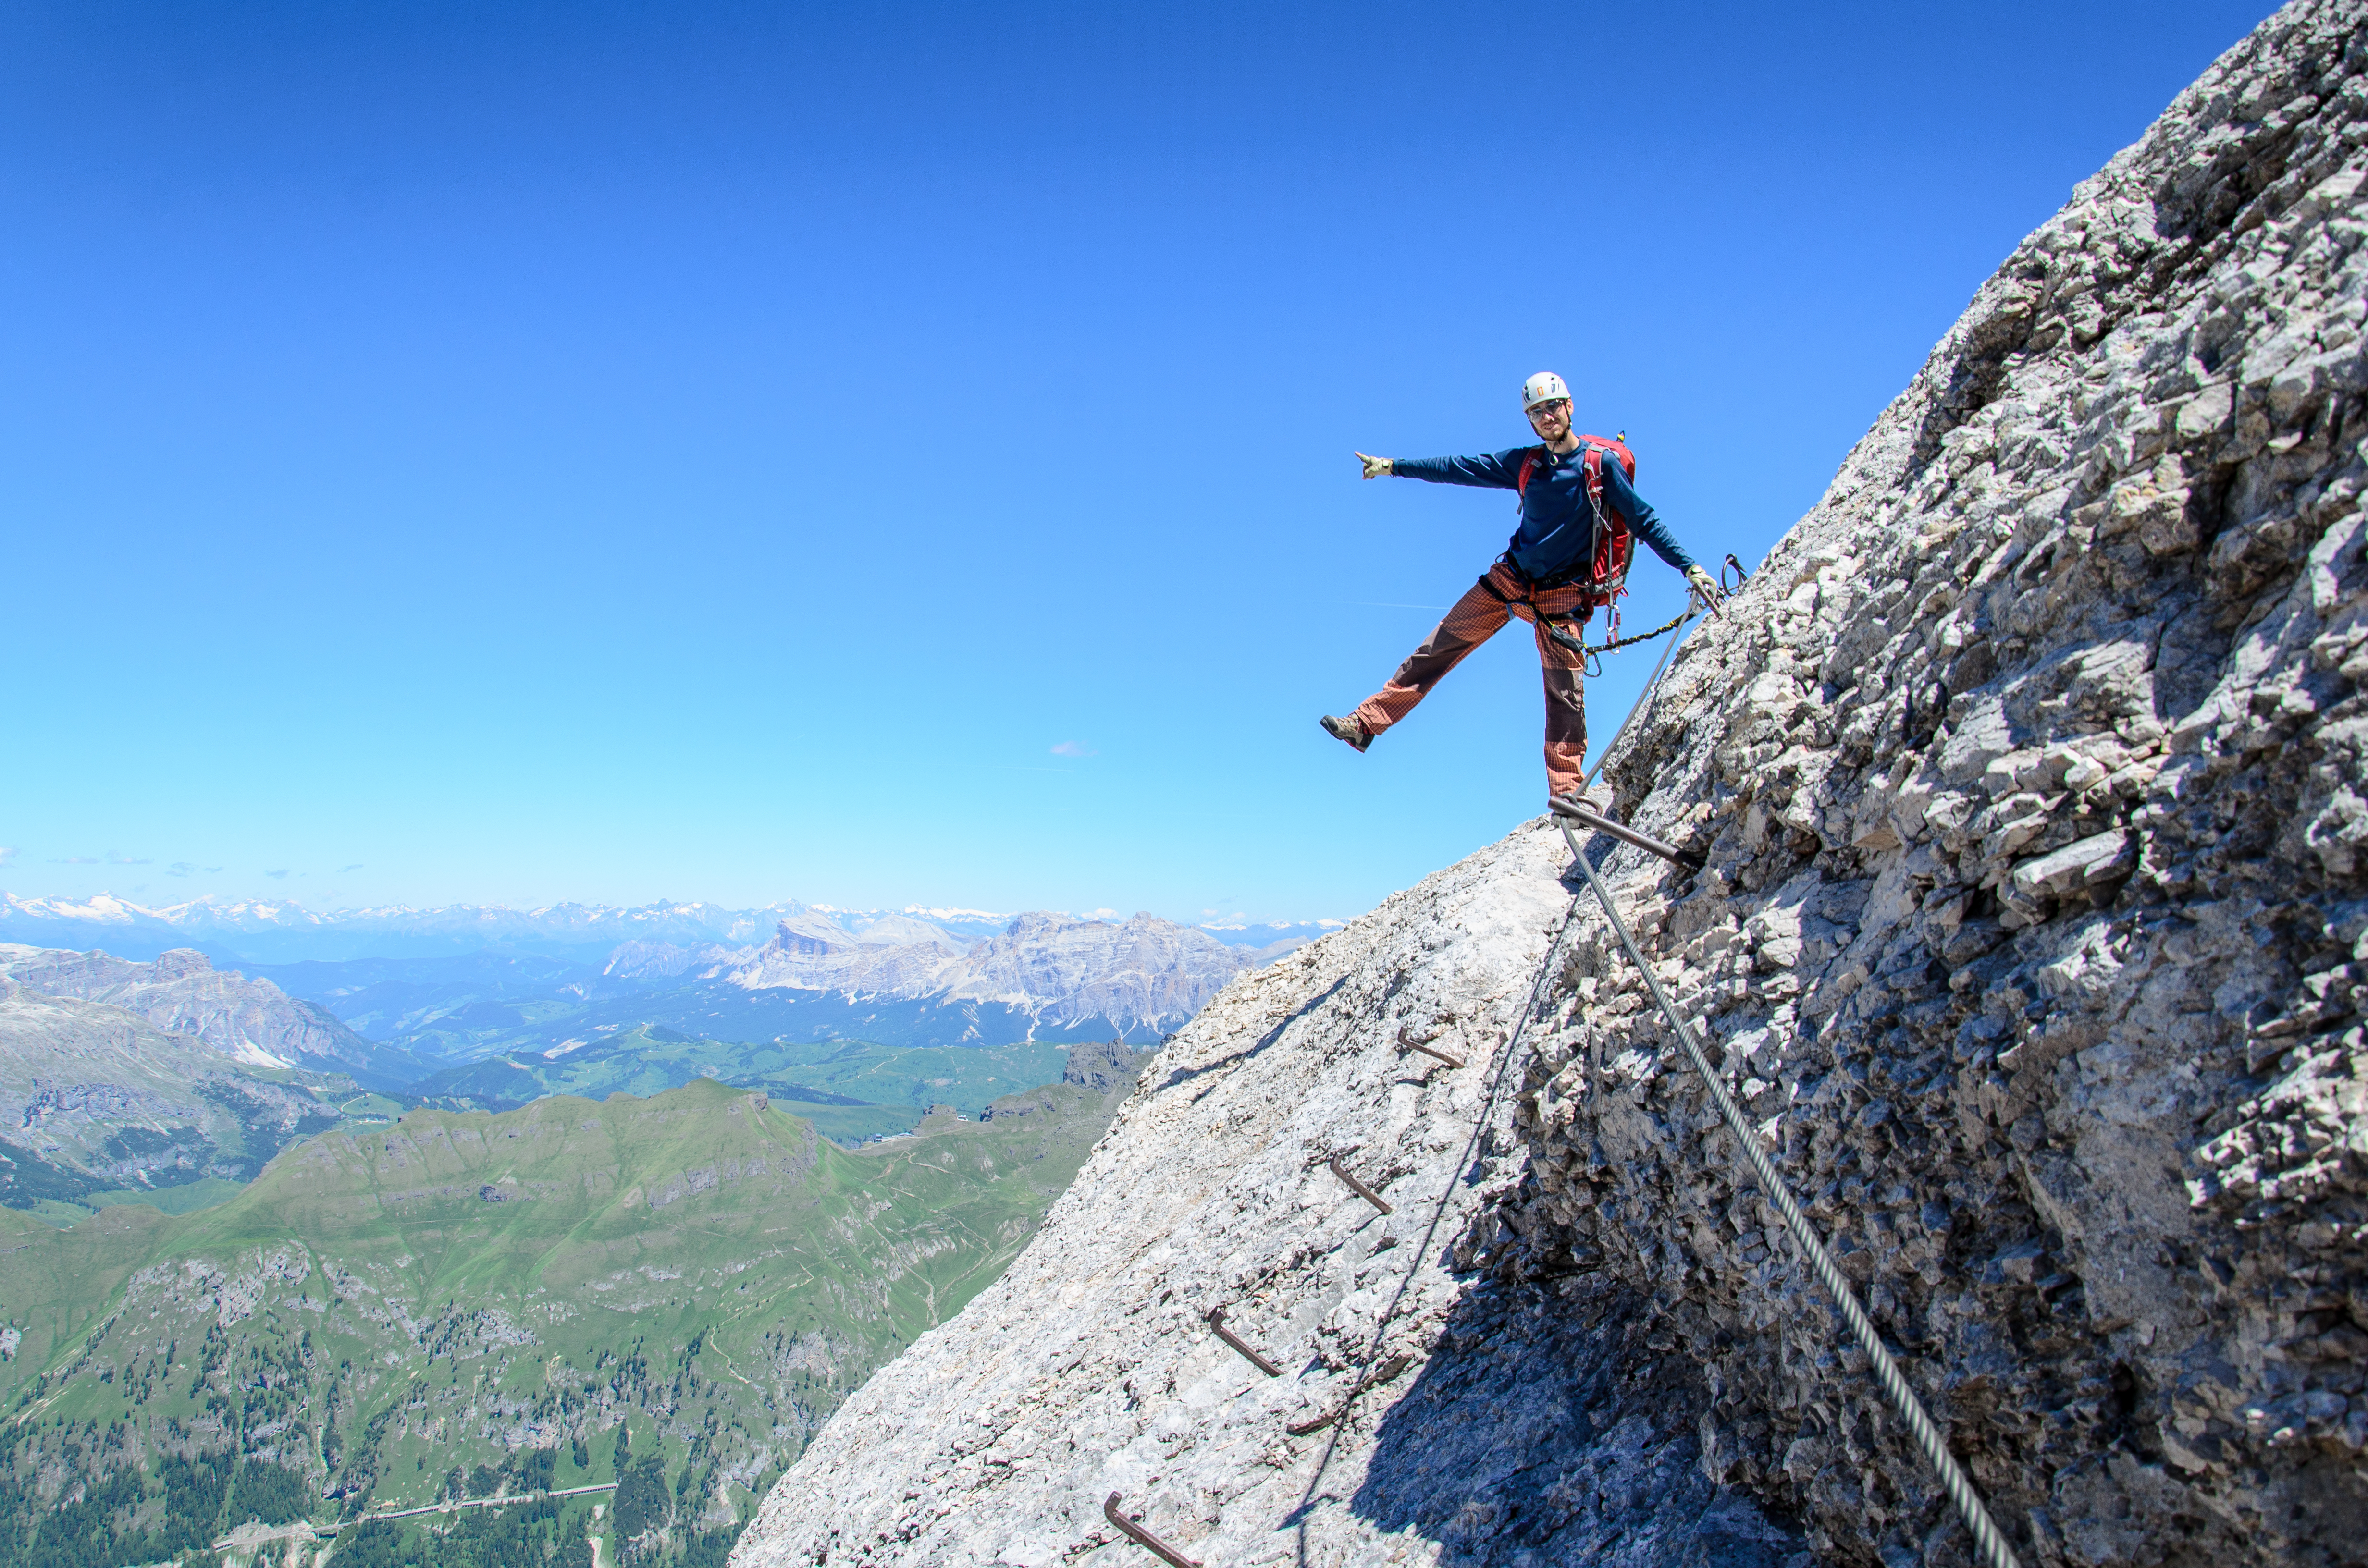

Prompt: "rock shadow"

[1351,1272,1808,1567]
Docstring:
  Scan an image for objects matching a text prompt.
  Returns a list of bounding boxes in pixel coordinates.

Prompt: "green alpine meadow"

[0,1052,1143,1567]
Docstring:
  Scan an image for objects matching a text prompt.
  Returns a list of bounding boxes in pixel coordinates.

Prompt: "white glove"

[1685,564,1725,612]
[1357,452,1393,480]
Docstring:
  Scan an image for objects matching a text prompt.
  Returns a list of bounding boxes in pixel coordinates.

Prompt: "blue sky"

[2,0,2275,925]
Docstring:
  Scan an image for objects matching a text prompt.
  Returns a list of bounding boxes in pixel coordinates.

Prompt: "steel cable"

[1314,574,2020,1566]
[1554,815,2022,1568]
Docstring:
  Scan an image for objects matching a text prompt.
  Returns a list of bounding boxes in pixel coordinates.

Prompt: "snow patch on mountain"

[0,944,384,1079]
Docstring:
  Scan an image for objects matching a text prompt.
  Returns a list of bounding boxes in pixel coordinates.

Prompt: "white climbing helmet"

[1521,371,1570,411]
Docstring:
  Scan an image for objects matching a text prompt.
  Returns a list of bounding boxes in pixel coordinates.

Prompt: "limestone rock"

[732,825,1807,1565]
[0,984,356,1192]
[1513,1,2368,1559]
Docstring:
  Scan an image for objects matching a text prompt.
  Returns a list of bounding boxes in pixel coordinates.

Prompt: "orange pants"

[1353,562,1589,796]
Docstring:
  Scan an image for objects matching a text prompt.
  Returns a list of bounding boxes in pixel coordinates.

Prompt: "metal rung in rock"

[1285,1351,1415,1436]
[1103,1493,1201,1568]
[1400,1035,1467,1068]
[1206,1306,1282,1376]
[1548,796,1705,870]
[1327,1152,1393,1214]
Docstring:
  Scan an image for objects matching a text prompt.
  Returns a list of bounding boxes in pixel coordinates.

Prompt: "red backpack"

[1516,432,1635,610]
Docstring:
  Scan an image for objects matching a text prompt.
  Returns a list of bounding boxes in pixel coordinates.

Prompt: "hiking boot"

[1320,714,1372,753]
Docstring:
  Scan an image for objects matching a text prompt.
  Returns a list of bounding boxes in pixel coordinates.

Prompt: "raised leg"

[1350,575,1513,741]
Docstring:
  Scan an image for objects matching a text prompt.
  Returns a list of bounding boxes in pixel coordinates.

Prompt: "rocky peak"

[1060,1038,1146,1095]
[718,908,1247,1037]
[0,941,380,1078]
[601,939,748,980]
[769,911,863,955]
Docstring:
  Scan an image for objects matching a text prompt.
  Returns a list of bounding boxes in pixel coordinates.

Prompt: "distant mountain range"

[0,900,1283,1565]
[0,893,1337,966]
[272,910,1253,1061]
[0,901,1319,1083]
[0,894,815,965]
[0,961,401,1220]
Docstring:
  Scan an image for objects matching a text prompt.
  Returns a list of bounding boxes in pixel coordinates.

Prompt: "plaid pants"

[1352,561,1590,796]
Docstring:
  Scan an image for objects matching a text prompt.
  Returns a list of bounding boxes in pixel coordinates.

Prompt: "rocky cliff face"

[934,913,1247,1034]
[1508,5,2368,1561]
[730,826,1812,1566]
[727,912,968,995]
[0,981,358,1197]
[0,944,380,1076]
[602,938,754,980]
[732,5,2368,1565]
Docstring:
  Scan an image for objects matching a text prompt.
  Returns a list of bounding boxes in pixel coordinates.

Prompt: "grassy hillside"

[0,1057,1141,1567]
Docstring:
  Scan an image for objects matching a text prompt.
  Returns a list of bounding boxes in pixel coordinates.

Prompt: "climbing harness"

[1513,430,1639,618]
[1544,604,1690,675]
[1538,552,1748,675]
[1546,553,2023,1568]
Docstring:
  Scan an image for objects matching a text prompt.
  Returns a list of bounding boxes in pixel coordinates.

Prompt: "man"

[1321,371,1721,802]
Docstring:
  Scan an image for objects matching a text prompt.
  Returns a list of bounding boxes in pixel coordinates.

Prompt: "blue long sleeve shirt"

[1391,444,1695,584]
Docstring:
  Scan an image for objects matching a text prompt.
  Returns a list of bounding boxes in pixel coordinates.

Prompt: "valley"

[0,903,1240,1566]
[0,1047,1147,1567]
[404,1026,1075,1142]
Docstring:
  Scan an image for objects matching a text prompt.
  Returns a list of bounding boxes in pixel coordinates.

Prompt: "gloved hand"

[1356,452,1393,480]
[1685,564,1725,611]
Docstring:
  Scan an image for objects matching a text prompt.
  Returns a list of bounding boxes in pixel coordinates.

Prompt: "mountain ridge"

[0,944,395,1082]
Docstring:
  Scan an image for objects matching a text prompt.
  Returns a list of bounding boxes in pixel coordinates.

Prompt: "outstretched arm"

[1381,451,1524,488]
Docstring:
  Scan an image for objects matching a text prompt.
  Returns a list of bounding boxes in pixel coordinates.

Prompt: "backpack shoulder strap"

[1575,433,1635,481]
[1575,437,1636,520]
[1514,446,1546,496]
